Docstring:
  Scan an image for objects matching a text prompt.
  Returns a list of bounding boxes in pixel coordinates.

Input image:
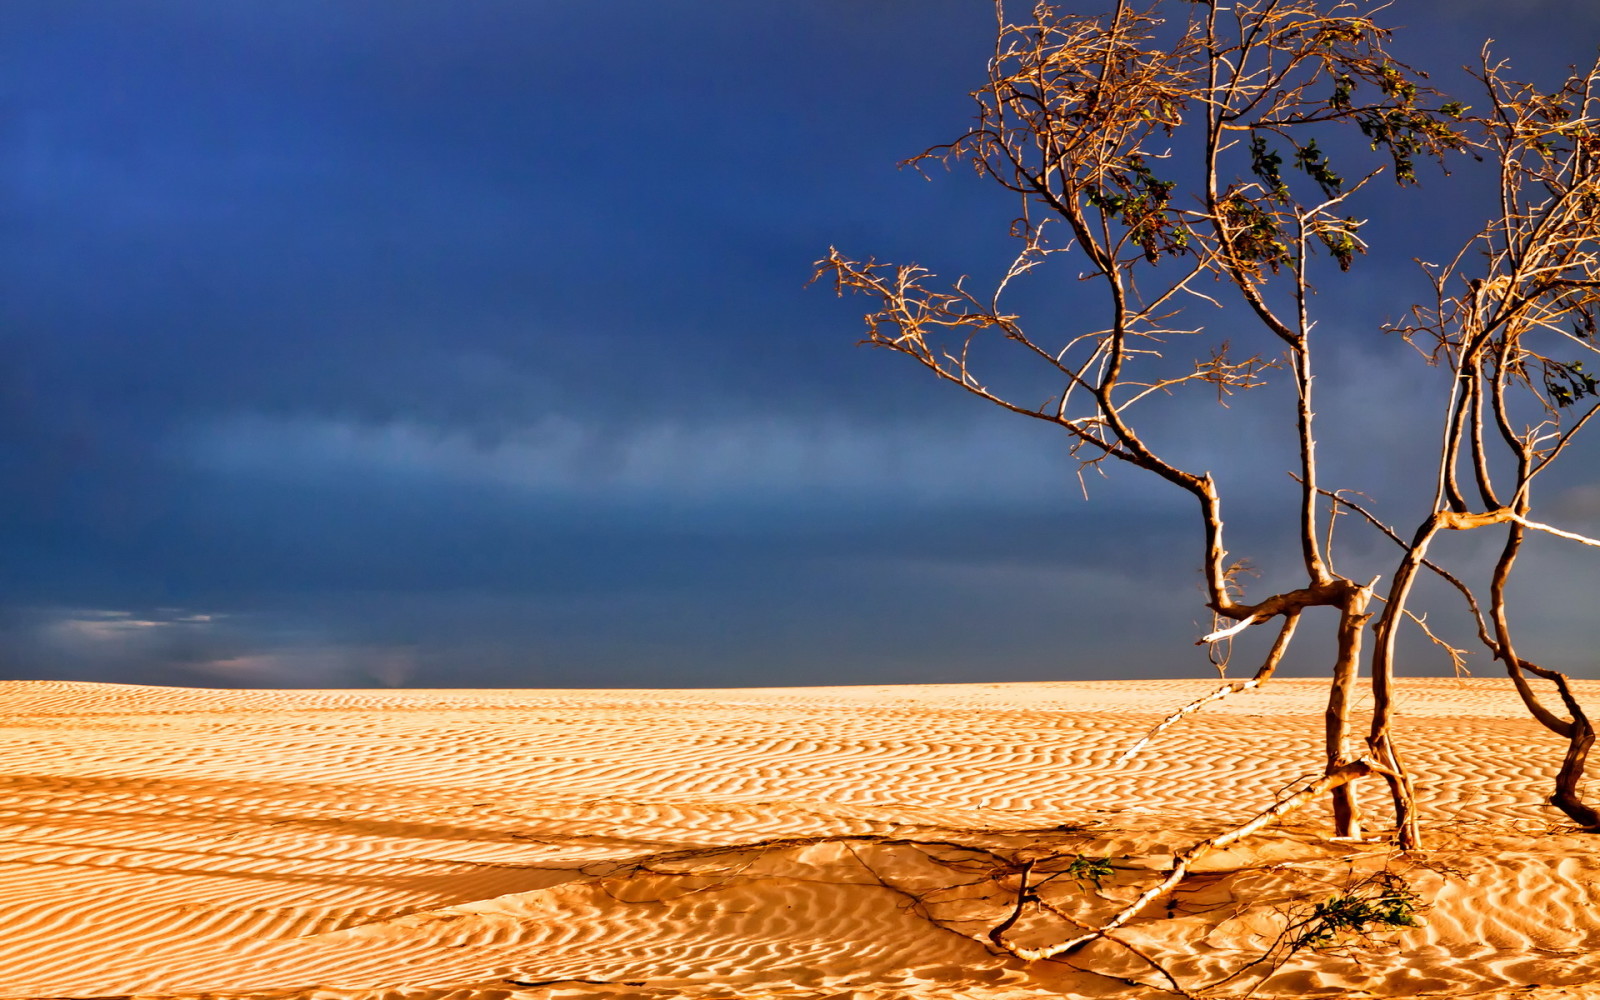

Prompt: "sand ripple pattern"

[1,677,1598,998]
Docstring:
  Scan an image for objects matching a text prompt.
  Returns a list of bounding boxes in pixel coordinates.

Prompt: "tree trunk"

[1326,584,1371,837]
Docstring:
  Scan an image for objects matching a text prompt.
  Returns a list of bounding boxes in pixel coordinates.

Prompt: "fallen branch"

[992,759,1378,961]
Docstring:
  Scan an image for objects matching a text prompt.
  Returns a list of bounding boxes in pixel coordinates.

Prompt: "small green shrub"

[1060,854,1115,890]
[1292,870,1421,949]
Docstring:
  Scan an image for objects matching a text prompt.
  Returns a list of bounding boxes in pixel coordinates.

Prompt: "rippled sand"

[2,677,1598,999]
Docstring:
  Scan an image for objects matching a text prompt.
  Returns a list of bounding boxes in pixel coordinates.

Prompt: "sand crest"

[2,677,1599,999]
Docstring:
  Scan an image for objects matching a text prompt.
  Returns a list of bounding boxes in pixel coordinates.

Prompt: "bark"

[1327,585,1373,839]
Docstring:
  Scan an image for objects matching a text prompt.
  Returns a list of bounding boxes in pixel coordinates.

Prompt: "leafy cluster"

[1249,135,1289,199]
[1221,193,1292,274]
[1087,155,1190,262]
[1544,359,1600,409]
[1246,136,1346,204]
[1293,140,1345,199]
[1242,134,1365,270]
[1226,24,1469,280]
[1352,65,1471,184]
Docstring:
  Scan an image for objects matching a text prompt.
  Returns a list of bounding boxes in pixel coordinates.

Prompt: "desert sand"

[2,676,1599,999]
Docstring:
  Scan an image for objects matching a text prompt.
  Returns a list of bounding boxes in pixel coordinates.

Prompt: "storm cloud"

[3,1,1598,687]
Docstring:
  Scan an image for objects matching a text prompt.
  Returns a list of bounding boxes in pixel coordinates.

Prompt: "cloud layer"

[4,1,1598,687]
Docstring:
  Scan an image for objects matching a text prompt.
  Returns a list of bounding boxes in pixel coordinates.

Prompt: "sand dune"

[1,676,1599,998]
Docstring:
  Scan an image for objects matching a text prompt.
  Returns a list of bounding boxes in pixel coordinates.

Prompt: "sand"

[1,676,1599,999]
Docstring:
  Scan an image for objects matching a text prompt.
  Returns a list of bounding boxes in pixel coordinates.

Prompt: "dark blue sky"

[4,2,1599,688]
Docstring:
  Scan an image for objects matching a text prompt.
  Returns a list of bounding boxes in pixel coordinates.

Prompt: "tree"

[820,0,1600,940]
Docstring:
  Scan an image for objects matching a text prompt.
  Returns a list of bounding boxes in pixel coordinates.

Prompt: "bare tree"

[1384,49,1600,830]
[820,0,1600,883]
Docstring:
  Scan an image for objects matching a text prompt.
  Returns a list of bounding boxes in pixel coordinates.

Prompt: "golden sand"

[1,677,1598,999]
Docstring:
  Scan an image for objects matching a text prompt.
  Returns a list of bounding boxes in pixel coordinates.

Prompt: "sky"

[3,1,1600,689]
